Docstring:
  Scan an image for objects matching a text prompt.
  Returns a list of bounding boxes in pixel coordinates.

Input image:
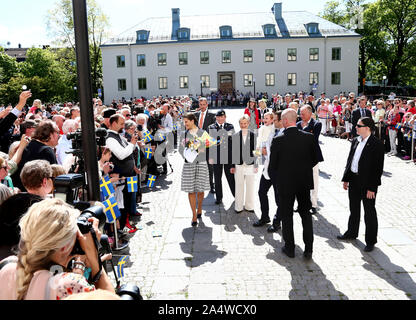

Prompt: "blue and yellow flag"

[103,196,121,223]
[117,255,128,278]
[100,175,115,198]
[395,123,402,130]
[147,175,156,188]
[142,130,154,143]
[157,132,166,141]
[126,176,138,193]
[173,123,178,131]
[144,147,153,159]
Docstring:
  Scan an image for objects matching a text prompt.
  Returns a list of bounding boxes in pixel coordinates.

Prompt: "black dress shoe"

[191,220,198,227]
[310,207,317,215]
[197,213,202,219]
[303,252,313,260]
[281,247,295,258]
[364,245,375,252]
[215,199,222,205]
[253,219,270,227]
[267,224,281,233]
[337,234,357,241]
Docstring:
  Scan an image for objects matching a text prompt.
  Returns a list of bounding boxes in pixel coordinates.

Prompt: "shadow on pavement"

[353,240,416,300]
[266,249,349,300]
[319,171,332,179]
[180,225,227,268]
[312,212,345,250]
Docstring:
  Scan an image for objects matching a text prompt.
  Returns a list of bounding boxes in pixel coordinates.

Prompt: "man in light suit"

[337,117,384,252]
[269,109,319,259]
[195,97,216,193]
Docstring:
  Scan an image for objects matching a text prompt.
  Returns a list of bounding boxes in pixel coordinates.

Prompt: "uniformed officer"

[208,109,235,204]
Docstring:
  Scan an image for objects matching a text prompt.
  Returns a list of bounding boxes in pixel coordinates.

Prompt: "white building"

[101,3,360,104]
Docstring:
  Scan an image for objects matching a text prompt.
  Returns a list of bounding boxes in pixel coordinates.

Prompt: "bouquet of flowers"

[185,131,218,151]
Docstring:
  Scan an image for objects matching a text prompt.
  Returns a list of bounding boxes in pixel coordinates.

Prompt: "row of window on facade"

[116,72,342,91]
[116,47,342,68]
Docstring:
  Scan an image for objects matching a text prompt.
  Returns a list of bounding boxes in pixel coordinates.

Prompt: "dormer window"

[177,28,190,41]
[136,30,150,42]
[263,24,277,37]
[306,23,319,35]
[219,26,232,38]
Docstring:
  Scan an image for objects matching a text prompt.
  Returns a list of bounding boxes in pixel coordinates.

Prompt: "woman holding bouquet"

[180,113,211,226]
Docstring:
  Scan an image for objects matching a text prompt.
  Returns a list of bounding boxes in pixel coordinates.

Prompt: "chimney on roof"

[171,8,180,40]
[272,2,282,20]
[18,43,21,48]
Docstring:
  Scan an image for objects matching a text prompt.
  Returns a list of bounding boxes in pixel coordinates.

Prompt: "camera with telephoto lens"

[71,205,106,256]
[116,283,143,300]
[67,127,108,150]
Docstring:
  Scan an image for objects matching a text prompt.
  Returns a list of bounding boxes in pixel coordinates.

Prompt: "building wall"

[101,37,359,104]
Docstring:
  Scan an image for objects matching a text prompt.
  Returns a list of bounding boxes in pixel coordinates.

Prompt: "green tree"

[46,0,109,95]
[0,51,20,84]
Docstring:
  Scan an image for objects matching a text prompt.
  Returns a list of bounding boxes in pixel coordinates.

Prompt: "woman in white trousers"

[231,115,258,213]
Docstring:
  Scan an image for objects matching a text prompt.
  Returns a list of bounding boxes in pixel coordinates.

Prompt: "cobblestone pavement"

[108,107,416,300]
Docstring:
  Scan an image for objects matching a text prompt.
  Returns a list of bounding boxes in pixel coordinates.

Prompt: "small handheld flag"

[157,132,166,141]
[173,123,178,131]
[103,196,121,223]
[142,130,154,143]
[395,123,402,130]
[147,175,156,188]
[126,176,138,193]
[116,255,128,278]
[100,175,115,198]
[144,147,153,159]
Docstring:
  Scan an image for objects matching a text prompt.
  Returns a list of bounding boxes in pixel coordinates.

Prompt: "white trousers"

[320,119,328,134]
[234,164,256,211]
[311,163,319,208]
[389,129,397,154]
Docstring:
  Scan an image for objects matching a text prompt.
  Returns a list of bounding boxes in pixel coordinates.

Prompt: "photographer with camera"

[56,119,78,166]
[105,114,138,233]
[0,198,114,300]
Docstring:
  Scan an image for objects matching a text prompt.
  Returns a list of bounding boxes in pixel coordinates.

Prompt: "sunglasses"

[356,124,367,128]
[125,114,131,117]
[0,166,8,170]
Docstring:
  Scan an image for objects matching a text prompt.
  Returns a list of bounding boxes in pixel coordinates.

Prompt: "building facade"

[101,3,360,104]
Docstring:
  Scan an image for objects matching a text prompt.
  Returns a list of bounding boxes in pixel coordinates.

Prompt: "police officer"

[208,110,235,204]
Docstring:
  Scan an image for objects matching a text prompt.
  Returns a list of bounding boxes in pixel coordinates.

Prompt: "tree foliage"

[46,0,109,94]
[320,0,416,88]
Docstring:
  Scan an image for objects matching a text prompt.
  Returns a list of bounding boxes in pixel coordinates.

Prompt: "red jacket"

[244,107,260,128]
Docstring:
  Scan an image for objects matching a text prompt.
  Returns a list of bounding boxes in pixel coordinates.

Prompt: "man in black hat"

[208,110,235,204]
[101,108,117,129]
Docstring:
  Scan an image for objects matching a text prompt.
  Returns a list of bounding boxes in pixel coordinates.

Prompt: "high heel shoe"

[197,213,202,219]
[191,220,198,227]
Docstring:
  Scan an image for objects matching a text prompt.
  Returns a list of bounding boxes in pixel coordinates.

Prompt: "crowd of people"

[0,87,415,300]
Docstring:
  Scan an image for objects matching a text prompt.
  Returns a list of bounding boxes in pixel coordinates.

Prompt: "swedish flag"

[157,132,166,141]
[100,175,115,198]
[395,123,402,130]
[173,123,178,131]
[117,255,128,278]
[142,130,154,143]
[144,147,153,159]
[126,176,138,193]
[103,196,121,223]
[147,175,156,188]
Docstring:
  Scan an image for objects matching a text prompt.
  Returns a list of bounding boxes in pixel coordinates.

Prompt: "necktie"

[274,129,279,137]
[219,125,223,130]
[199,112,205,129]
[361,108,365,118]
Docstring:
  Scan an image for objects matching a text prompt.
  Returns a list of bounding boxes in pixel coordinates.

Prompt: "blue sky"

[0,0,331,48]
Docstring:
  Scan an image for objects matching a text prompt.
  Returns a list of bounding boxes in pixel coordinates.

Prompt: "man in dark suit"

[297,105,324,214]
[351,96,372,137]
[337,117,385,252]
[269,109,319,259]
[208,110,235,204]
[195,97,216,193]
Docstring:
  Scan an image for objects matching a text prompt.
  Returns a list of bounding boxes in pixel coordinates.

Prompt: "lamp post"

[382,75,387,97]
[253,78,256,100]
[200,80,203,97]
[72,0,100,201]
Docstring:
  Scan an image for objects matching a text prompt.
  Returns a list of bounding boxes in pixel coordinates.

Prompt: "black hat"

[216,109,226,117]
[102,108,116,118]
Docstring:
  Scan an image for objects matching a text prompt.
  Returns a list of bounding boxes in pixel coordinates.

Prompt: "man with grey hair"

[269,109,319,259]
[56,119,78,165]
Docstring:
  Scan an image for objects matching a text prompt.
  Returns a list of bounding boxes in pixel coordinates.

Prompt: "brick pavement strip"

[108,108,416,300]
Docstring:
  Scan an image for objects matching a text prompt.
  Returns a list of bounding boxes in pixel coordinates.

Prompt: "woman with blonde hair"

[0,198,114,300]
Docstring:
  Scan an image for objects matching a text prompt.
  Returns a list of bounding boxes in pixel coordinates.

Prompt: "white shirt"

[263,128,283,180]
[161,113,173,132]
[351,135,370,173]
[105,130,135,160]
[256,124,274,149]
[56,135,73,165]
